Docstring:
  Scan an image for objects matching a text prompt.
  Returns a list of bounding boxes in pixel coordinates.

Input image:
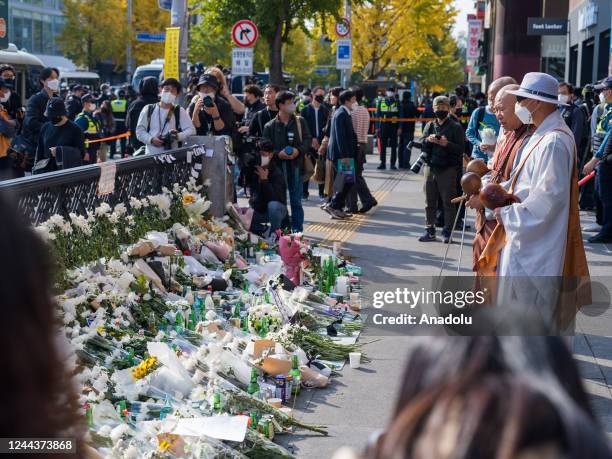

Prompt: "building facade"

[8,0,65,56]
[566,0,611,86]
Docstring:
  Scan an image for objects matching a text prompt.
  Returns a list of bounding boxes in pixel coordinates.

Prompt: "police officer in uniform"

[65,84,85,120]
[75,94,102,164]
[376,86,399,169]
[110,89,128,157]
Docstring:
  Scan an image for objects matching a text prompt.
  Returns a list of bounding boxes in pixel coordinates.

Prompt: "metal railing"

[0,145,203,226]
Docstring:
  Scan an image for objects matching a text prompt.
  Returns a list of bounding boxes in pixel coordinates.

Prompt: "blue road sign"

[158,0,172,10]
[315,68,329,75]
[136,32,166,42]
[338,45,350,59]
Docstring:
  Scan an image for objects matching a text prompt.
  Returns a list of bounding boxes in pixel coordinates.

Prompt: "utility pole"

[126,0,133,82]
[171,0,188,83]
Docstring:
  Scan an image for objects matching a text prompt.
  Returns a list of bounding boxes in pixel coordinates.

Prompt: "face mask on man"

[515,102,534,125]
[315,95,325,104]
[47,79,60,92]
[599,92,607,104]
[260,155,271,167]
[434,110,448,120]
[284,103,296,114]
[51,116,64,125]
[87,103,96,112]
[160,91,176,105]
[0,91,10,103]
[386,91,394,98]
[558,94,569,105]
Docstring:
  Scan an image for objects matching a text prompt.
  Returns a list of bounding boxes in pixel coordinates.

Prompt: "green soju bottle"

[247,368,260,397]
[290,355,301,396]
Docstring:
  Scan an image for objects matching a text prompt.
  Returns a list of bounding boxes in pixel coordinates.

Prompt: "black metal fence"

[0,145,205,226]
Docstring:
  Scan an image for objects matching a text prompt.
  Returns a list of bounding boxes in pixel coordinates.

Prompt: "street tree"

[352,0,460,81]
[131,0,171,67]
[189,0,343,85]
[58,0,129,70]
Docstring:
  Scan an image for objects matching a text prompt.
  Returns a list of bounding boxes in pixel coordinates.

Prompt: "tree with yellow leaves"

[352,0,462,89]
[58,0,129,70]
[131,0,171,67]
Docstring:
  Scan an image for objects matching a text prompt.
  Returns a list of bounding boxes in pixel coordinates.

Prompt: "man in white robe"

[496,73,576,277]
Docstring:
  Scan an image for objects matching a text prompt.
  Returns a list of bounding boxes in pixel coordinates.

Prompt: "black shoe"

[442,229,452,244]
[377,164,386,170]
[418,228,436,242]
[347,207,359,214]
[358,200,378,213]
[390,165,398,170]
[588,233,612,244]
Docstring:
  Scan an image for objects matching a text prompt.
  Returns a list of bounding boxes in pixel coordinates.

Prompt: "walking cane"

[438,198,465,277]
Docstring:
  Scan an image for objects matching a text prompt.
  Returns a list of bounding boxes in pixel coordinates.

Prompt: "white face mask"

[0,91,10,103]
[599,92,607,104]
[352,101,359,111]
[386,91,394,98]
[47,79,60,92]
[284,103,296,114]
[514,102,533,125]
[160,91,176,105]
[558,94,569,105]
[199,91,213,99]
[260,156,271,167]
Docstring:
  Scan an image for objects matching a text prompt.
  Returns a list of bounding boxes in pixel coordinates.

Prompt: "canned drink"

[275,375,287,403]
[260,415,274,440]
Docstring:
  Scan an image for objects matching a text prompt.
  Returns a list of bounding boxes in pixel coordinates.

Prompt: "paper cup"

[268,398,282,408]
[349,352,361,369]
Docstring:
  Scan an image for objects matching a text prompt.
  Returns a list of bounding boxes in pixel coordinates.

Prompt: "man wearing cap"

[75,94,102,164]
[582,77,612,244]
[477,73,588,283]
[110,89,129,157]
[65,85,85,121]
[33,98,85,173]
[376,87,400,170]
[188,73,234,137]
[135,78,196,155]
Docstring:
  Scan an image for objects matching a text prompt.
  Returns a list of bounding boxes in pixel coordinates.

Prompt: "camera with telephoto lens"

[409,141,430,174]
[161,130,179,150]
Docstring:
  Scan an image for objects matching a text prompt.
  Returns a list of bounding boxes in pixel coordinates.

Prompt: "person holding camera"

[418,96,465,243]
[135,78,195,155]
[188,73,234,137]
[263,91,311,233]
[248,139,289,238]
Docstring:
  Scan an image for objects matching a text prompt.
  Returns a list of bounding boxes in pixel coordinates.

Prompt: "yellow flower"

[182,194,196,205]
[158,439,171,452]
[96,326,105,334]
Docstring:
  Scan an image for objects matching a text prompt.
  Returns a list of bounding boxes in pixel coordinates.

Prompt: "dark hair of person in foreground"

[0,192,86,458]
[367,335,612,459]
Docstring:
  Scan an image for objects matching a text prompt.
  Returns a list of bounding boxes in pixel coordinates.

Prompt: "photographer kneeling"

[248,139,289,238]
[136,78,195,154]
[418,95,465,243]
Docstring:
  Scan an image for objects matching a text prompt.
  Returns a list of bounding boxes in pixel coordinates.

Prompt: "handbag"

[337,158,356,184]
[313,154,326,184]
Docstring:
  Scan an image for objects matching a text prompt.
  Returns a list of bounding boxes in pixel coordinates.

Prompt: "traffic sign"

[136,32,166,42]
[315,68,330,76]
[232,47,254,76]
[158,0,171,10]
[336,38,352,70]
[335,17,351,37]
[232,20,259,48]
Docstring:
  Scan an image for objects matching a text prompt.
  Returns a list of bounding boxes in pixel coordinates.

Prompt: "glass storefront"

[9,2,65,55]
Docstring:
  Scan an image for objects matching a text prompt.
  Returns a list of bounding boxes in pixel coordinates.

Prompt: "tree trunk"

[268,21,283,86]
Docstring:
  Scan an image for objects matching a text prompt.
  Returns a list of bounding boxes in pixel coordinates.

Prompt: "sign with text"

[466,19,482,60]
[578,1,598,31]
[0,0,8,50]
[136,32,166,42]
[232,47,253,76]
[163,27,180,80]
[336,38,352,70]
[527,18,567,36]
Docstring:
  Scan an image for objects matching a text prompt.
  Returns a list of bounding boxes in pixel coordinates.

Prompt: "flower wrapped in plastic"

[279,234,308,285]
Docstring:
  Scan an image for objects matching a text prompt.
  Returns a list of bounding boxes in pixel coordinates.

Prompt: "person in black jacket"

[125,77,159,154]
[398,91,418,168]
[248,139,289,237]
[301,86,330,200]
[34,98,85,174]
[418,96,465,243]
[0,65,23,121]
[65,84,85,120]
[323,89,358,219]
[262,91,311,233]
[248,84,280,138]
[23,67,60,157]
[188,73,234,137]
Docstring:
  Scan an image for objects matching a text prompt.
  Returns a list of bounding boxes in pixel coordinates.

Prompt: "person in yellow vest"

[376,86,399,169]
[110,89,128,157]
[75,94,102,164]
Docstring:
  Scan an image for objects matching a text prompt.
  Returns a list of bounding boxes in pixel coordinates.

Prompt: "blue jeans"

[283,163,304,232]
[250,201,288,236]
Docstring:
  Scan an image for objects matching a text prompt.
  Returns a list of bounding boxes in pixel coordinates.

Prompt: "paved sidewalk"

[276,156,612,457]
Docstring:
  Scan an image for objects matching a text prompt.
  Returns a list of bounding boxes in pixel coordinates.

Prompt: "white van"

[132,59,164,93]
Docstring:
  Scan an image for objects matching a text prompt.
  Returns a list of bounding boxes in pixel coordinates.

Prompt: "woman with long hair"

[0,193,89,458]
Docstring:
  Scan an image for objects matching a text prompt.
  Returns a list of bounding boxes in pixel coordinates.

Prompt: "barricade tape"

[85,132,131,145]
[370,116,471,123]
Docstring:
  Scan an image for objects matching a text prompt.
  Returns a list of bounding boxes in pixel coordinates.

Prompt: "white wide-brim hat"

[507,72,568,106]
